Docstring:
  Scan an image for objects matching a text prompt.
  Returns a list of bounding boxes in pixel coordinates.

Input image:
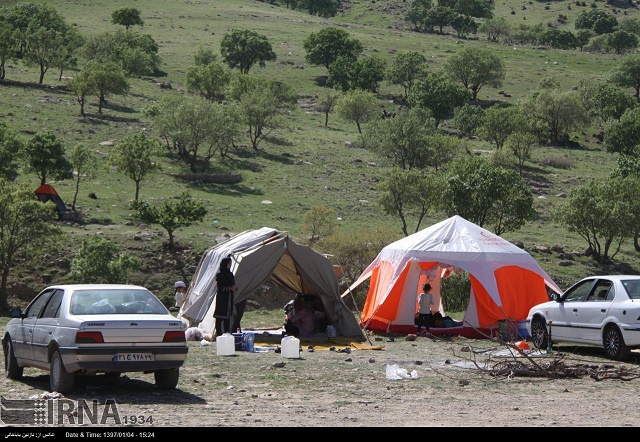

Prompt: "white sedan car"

[2,284,188,393]
[526,275,640,360]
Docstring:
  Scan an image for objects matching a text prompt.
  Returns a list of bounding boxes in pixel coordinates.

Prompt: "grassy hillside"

[2,0,639,307]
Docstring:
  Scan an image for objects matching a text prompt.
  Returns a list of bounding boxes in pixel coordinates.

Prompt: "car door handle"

[572,309,578,313]
[601,309,606,313]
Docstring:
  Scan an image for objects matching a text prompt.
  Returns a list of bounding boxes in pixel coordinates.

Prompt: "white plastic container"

[216,333,235,356]
[281,336,300,358]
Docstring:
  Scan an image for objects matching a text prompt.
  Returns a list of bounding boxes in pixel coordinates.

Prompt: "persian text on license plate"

[114,353,154,362]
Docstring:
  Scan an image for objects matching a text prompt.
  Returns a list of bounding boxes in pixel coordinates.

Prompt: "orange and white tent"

[343,215,562,334]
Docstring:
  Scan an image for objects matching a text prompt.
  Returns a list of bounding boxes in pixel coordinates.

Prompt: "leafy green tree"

[453,0,494,19]
[23,132,73,186]
[316,89,341,127]
[578,80,637,126]
[335,89,380,134]
[0,179,62,312]
[0,9,18,80]
[108,132,163,202]
[538,29,579,50]
[378,168,441,235]
[444,46,506,101]
[0,123,23,181]
[318,227,400,303]
[193,47,218,66]
[608,54,640,99]
[232,76,298,150]
[426,6,457,34]
[604,107,640,157]
[70,236,140,284]
[51,25,84,81]
[619,17,640,35]
[23,24,68,84]
[220,29,276,74]
[360,107,435,169]
[452,103,485,138]
[298,0,339,18]
[386,51,429,100]
[150,94,242,168]
[575,28,594,51]
[527,89,588,144]
[111,7,144,30]
[479,17,511,43]
[303,205,338,244]
[603,30,639,55]
[7,2,69,84]
[430,132,464,172]
[439,155,535,235]
[81,29,162,77]
[303,27,363,70]
[408,71,471,128]
[554,176,639,263]
[480,104,527,149]
[505,131,537,176]
[404,0,434,33]
[185,59,231,101]
[575,9,618,35]
[611,157,640,252]
[85,61,130,114]
[450,14,478,38]
[67,70,92,117]
[69,143,97,211]
[133,193,207,251]
[328,55,386,93]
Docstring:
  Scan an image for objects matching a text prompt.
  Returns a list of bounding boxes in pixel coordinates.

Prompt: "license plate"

[114,353,154,362]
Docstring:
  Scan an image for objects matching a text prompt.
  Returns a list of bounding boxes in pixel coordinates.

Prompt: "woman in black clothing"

[213,256,237,336]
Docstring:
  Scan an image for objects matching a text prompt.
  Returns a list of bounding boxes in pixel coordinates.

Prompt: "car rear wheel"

[50,350,75,393]
[4,339,24,380]
[530,316,548,350]
[603,325,631,361]
[154,368,179,390]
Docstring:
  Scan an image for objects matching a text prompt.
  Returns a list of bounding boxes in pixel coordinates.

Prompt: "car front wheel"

[603,325,631,361]
[4,339,24,379]
[50,350,75,393]
[154,368,179,390]
[530,316,548,350]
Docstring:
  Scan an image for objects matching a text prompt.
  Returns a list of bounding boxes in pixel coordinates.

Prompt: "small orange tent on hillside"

[35,184,66,218]
[343,216,562,335]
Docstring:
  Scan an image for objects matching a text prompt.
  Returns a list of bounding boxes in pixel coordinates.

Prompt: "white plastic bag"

[385,364,419,380]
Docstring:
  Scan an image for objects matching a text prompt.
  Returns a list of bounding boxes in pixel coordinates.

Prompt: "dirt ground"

[2,332,640,429]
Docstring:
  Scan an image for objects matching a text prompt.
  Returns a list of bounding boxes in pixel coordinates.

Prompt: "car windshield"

[622,279,640,300]
[70,289,168,315]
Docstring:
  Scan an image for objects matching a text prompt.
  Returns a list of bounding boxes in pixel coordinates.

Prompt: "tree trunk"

[0,265,11,314]
[39,64,46,85]
[73,176,81,211]
[134,181,140,202]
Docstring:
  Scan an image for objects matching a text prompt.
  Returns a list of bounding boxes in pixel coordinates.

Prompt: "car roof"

[44,284,150,290]
[581,275,640,281]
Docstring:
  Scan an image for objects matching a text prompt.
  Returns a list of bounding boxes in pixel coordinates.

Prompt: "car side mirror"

[550,293,560,302]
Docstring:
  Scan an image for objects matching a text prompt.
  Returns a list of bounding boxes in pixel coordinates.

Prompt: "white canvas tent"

[343,216,562,334]
[180,227,365,340]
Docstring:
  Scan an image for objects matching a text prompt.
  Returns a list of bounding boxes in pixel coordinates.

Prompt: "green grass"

[1,0,640,306]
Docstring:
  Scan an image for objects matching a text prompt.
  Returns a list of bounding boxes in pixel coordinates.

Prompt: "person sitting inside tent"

[430,312,464,328]
[284,297,315,338]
